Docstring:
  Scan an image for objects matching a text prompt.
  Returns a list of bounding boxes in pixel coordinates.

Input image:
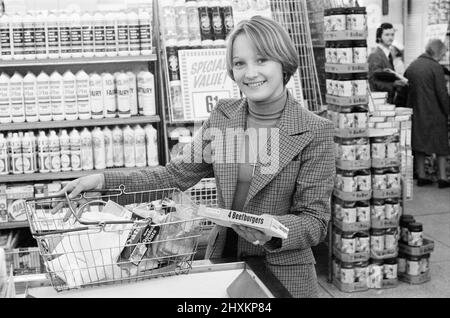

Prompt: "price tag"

[192,91,231,120]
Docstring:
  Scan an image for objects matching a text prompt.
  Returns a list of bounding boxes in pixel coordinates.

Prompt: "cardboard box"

[374,104,396,111]
[198,206,289,239]
[368,116,386,123]
[372,111,396,117]
[371,92,388,99]
[375,122,396,129]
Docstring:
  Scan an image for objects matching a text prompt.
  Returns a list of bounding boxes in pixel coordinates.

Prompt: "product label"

[9,83,23,115]
[105,25,116,52]
[60,153,71,169]
[0,26,12,56]
[82,26,94,52]
[223,8,234,36]
[70,26,82,53]
[59,26,71,53]
[23,25,36,55]
[199,9,212,39]
[139,23,151,50]
[47,25,59,53]
[117,24,129,51]
[37,83,51,115]
[128,24,140,50]
[51,154,61,170]
[12,25,24,53]
[94,25,106,50]
[71,151,81,169]
[34,26,46,55]
[13,156,24,173]
[212,9,223,39]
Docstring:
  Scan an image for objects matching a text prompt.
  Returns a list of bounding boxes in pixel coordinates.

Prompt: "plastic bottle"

[48,130,61,173]
[0,14,13,60]
[69,128,81,171]
[36,71,52,121]
[46,11,60,59]
[59,129,71,171]
[104,12,117,57]
[11,13,25,60]
[70,12,83,58]
[23,72,39,122]
[58,12,72,58]
[112,11,127,57]
[92,127,106,170]
[34,11,48,59]
[21,132,34,174]
[103,126,114,168]
[0,133,9,175]
[9,72,25,123]
[123,125,136,168]
[127,10,140,56]
[210,1,225,46]
[112,126,124,167]
[81,12,95,58]
[29,131,38,172]
[62,70,78,120]
[80,127,93,170]
[102,72,116,118]
[174,1,189,47]
[93,12,106,57]
[134,124,146,167]
[161,0,177,43]
[37,131,50,173]
[198,0,213,46]
[137,70,156,116]
[11,132,23,174]
[89,72,103,119]
[22,12,36,60]
[186,0,201,47]
[145,124,158,167]
[138,8,152,55]
[50,71,64,121]
[126,71,138,116]
[76,70,91,120]
[221,0,234,39]
[0,73,10,123]
[116,72,131,118]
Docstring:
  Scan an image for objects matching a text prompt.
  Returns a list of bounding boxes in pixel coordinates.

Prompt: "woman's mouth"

[245,81,266,88]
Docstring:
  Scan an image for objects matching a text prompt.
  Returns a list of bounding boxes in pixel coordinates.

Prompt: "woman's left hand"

[231,225,272,246]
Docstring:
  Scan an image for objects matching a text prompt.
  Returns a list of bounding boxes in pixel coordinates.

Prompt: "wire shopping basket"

[24,186,206,292]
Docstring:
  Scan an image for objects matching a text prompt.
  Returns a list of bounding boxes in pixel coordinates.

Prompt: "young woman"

[53,16,335,298]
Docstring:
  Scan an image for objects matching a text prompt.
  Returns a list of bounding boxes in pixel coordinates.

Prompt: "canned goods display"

[354,112,368,129]
[356,201,370,223]
[386,135,400,158]
[383,258,398,279]
[354,261,369,285]
[341,232,356,254]
[408,222,423,247]
[356,232,370,253]
[370,228,385,253]
[386,167,401,189]
[371,199,385,222]
[340,262,355,284]
[334,202,343,220]
[385,198,400,220]
[371,137,387,160]
[400,215,415,243]
[406,255,421,276]
[342,170,357,192]
[338,80,353,97]
[342,201,357,224]
[339,112,356,129]
[355,138,370,160]
[372,169,387,190]
[346,7,367,31]
[336,41,353,64]
[339,139,356,160]
[384,228,398,252]
[356,170,371,191]
[353,41,368,64]
[368,260,383,288]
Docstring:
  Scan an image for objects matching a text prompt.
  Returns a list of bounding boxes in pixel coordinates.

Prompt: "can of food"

[406,255,421,276]
[337,80,353,97]
[342,170,357,192]
[340,262,355,284]
[352,40,368,63]
[339,111,356,129]
[385,198,400,220]
[325,42,335,63]
[354,111,369,130]
[356,201,370,223]
[342,201,357,224]
[340,138,356,160]
[371,137,387,160]
[332,258,341,279]
[386,167,401,190]
[355,136,370,160]
[324,11,333,32]
[408,222,423,247]
[398,254,407,273]
[335,170,344,190]
[336,41,353,64]
[370,228,385,254]
[334,201,343,220]
[385,227,398,253]
[368,260,383,288]
[400,215,415,243]
[346,7,367,31]
[331,8,347,31]
[386,135,400,159]
[341,232,356,254]
[383,258,398,280]
[372,168,387,190]
[356,169,371,192]
[371,199,386,222]
[419,254,430,274]
[355,231,370,253]
[334,228,342,249]
[354,261,369,285]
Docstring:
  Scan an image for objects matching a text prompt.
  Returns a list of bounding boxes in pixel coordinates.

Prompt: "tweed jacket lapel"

[214,98,247,209]
[376,47,392,69]
[243,92,313,209]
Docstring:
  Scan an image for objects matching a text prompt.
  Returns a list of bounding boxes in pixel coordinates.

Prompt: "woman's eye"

[257,58,267,64]
[234,61,244,67]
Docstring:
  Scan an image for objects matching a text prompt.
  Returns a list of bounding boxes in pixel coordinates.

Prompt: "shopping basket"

[24,185,206,292]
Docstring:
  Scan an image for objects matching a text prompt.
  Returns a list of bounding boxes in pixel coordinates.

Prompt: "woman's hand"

[231,224,272,246]
[50,174,105,220]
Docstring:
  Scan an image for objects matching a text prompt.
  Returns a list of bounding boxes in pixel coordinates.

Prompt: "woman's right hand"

[51,174,105,218]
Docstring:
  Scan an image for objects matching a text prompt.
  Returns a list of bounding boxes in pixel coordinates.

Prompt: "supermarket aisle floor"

[314,184,450,298]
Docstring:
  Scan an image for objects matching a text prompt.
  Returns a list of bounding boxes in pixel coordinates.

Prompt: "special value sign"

[178,48,241,121]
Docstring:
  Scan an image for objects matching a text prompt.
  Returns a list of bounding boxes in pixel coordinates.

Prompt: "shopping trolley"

[24,185,206,292]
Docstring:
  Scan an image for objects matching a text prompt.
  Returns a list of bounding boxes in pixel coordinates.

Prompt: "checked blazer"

[103,92,336,297]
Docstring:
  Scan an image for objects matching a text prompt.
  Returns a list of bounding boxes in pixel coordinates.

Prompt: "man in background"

[368,23,408,104]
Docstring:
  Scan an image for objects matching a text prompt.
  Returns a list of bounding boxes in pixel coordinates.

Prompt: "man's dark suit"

[368,47,397,103]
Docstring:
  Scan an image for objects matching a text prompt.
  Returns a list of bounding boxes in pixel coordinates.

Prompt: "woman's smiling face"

[232,34,284,103]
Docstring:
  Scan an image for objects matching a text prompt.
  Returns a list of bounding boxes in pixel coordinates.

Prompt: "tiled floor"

[314,183,450,298]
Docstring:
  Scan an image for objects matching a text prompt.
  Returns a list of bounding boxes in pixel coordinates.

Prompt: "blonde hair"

[226,15,299,85]
[425,39,447,60]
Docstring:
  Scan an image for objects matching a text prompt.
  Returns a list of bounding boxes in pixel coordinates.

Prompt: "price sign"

[179,48,241,121]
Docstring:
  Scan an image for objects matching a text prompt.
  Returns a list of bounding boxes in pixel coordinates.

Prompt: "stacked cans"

[324,7,367,32]
[329,106,368,130]
[326,73,368,97]
[325,40,368,64]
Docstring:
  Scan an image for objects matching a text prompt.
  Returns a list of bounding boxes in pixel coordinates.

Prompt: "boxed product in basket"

[198,206,289,239]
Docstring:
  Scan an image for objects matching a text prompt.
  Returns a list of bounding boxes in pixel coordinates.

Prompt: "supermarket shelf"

[0,54,157,67]
[0,115,160,132]
[0,167,139,183]
[324,31,368,41]
[325,63,369,73]
[0,221,29,230]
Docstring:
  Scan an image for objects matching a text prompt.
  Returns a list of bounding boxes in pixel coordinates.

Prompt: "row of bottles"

[0,125,159,175]
[0,8,153,60]
[0,70,155,124]
[161,0,234,48]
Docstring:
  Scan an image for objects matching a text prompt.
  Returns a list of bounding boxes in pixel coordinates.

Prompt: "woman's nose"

[244,64,258,79]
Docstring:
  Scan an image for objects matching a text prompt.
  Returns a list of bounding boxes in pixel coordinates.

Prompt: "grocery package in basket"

[198,206,289,239]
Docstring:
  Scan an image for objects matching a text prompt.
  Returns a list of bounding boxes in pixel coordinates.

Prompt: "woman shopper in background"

[404,39,450,188]
[53,16,335,298]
